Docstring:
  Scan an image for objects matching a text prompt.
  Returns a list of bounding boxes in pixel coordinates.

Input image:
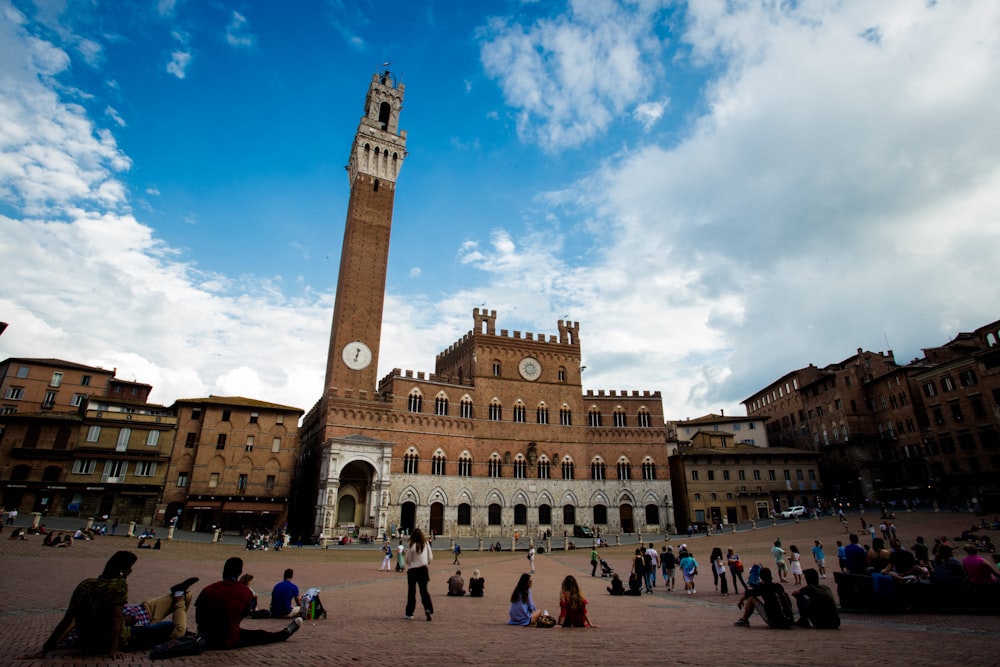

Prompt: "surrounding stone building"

[673,412,771,448]
[0,357,174,523]
[909,319,1000,510]
[161,396,303,532]
[741,318,1000,510]
[1,358,118,414]
[293,70,673,542]
[668,430,821,529]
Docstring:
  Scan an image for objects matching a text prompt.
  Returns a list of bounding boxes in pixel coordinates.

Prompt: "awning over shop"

[222,501,283,514]
[186,501,223,510]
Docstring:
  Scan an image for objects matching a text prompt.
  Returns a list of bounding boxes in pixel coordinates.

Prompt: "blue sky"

[2,0,999,420]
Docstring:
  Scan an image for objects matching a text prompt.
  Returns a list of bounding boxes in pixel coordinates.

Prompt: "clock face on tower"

[342,341,373,371]
[518,357,542,381]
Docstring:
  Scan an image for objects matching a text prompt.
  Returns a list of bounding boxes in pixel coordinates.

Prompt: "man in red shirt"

[195,557,302,650]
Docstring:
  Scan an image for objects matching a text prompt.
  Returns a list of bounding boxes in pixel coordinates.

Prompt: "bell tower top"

[348,69,408,186]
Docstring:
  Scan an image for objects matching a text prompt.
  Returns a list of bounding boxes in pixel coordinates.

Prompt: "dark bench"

[833,571,1000,613]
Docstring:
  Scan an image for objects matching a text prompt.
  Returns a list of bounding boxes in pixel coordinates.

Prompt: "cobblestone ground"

[2,512,999,667]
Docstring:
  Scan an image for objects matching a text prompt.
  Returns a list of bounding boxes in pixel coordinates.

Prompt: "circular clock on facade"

[342,341,373,370]
[518,356,542,381]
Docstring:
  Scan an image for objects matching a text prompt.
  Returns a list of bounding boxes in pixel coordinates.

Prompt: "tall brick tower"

[324,70,407,397]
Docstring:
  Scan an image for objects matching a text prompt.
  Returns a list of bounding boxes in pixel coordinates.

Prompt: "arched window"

[460,397,473,419]
[637,408,651,427]
[642,459,656,480]
[617,458,631,480]
[536,403,549,425]
[514,504,527,525]
[403,450,419,474]
[513,455,526,479]
[561,457,575,480]
[434,394,448,416]
[560,405,572,426]
[458,503,471,525]
[593,504,607,524]
[588,409,602,427]
[431,452,446,475]
[558,366,567,382]
[488,454,502,478]
[492,361,501,377]
[590,459,606,481]
[458,453,472,477]
[539,504,552,525]
[537,457,550,480]
[613,409,627,427]
[488,503,502,525]
[42,465,61,482]
[407,390,423,413]
[488,400,502,421]
[513,401,526,423]
[10,464,30,481]
[563,504,576,526]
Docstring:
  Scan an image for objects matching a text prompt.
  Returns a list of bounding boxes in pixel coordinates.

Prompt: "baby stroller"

[600,558,614,578]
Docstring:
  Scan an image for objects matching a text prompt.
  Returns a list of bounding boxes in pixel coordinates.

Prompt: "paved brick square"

[2,512,999,666]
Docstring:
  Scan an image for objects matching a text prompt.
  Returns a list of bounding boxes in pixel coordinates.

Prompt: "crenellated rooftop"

[584,389,662,399]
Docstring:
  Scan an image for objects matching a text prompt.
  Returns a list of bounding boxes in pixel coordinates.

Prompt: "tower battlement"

[584,389,662,399]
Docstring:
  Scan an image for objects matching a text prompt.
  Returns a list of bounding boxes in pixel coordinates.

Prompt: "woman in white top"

[404,528,434,620]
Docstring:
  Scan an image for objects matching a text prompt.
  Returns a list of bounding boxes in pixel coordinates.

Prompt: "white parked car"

[779,506,807,519]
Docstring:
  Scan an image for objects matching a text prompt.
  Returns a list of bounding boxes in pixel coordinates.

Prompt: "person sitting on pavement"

[447,570,467,596]
[791,568,840,629]
[196,557,302,650]
[607,573,625,595]
[508,573,541,626]
[734,567,794,628]
[269,568,302,618]
[469,569,485,597]
[21,551,181,659]
[624,572,643,596]
[557,575,593,627]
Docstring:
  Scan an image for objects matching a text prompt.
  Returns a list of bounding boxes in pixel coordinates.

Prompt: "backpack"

[760,587,795,628]
[747,563,762,586]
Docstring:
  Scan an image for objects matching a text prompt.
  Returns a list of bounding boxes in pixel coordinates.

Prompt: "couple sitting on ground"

[734,566,839,629]
[22,552,303,659]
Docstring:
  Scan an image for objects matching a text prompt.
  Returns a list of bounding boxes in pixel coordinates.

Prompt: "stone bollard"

[615,534,621,546]
[478,538,483,552]
[212,528,221,543]
[32,512,42,528]
[546,537,552,553]
[319,536,328,549]
[732,523,737,534]
[85,517,95,530]
[167,526,175,540]
[128,521,136,537]
[751,519,757,530]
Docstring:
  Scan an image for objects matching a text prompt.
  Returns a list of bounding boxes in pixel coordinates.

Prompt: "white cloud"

[0,14,331,412]
[478,1,668,151]
[166,49,191,79]
[105,105,126,127]
[225,11,255,49]
[633,99,668,131]
[520,0,1000,412]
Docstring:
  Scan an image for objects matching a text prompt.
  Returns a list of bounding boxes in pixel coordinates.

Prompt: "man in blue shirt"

[843,534,868,574]
[270,569,302,618]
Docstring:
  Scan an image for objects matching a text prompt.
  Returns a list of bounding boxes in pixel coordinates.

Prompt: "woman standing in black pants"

[727,547,748,593]
[404,528,434,620]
